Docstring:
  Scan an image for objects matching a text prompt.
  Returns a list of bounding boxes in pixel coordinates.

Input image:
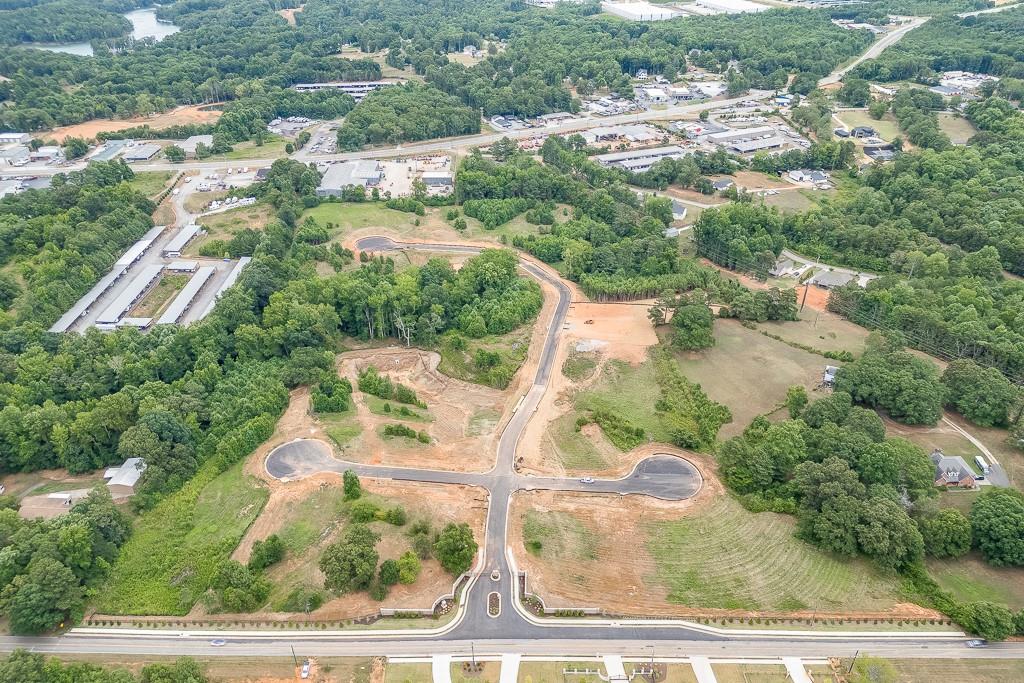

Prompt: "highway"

[5,93,770,178]
[818,16,930,87]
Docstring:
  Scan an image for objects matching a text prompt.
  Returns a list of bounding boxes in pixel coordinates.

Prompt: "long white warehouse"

[115,225,165,268]
[162,225,202,258]
[49,265,128,333]
[198,257,252,319]
[156,266,216,325]
[95,264,164,328]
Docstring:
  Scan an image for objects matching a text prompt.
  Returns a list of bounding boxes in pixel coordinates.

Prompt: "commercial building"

[179,135,214,158]
[292,80,403,101]
[601,1,682,20]
[95,264,164,328]
[316,160,383,197]
[156,266,216,325]
[122,143,162,161]
[0,145,30,167]
[0,132,30,145]
[728,136,786,153]
[594,145,686,173]
[115,226,165,268]
[695,0,768,13]
[88,139,129,162]
[421,170,453,187]
[29,146,62,163]
[198,257,252,319]
[105,458,146,497]
[162,224,202,258]
[49,264,129,333]
[165,260,199,273]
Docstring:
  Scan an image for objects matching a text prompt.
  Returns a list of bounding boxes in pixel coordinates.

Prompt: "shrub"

[343,470,362,501]
[349,500,380,523]
[379,559,400,586]
[397,551,421,584]
[384,506,407,526]
[279,587,324,613]
[248,535,285,571]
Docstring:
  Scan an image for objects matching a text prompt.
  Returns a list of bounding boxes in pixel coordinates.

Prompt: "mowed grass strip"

[522,510,596,561]
[927,554,1024,610]
[645,496,904,612]
[96,462,269,615]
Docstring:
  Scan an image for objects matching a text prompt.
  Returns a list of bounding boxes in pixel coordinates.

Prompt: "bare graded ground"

[47,104,222,142]
[337,348,508,472]
[277,5,303,25]
[509,458,935,620]
[518,298,660,476]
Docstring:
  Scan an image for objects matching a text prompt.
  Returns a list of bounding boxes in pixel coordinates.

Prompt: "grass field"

[385,663,433,683]
[517,661,607,683]
[647,496,904,612]
[561,350,598,381]
[133,274,188,317]
[96,462,269,615]
[891,658,1024,683]
[712,664,790,683]
[26,476,106,496]
[437,327,531,389]
[192,203,276,255]
[523,510,596,560]
[836,110,901,141]
[755,306,870,357]
[626,663,698,683]
[128,171,174,198]
[305,202,428,238]
[928,554,1024,610]
[208,135,287,161]
[675,319,825,437]
[937,112,978,145]
[37,655,376,683]
[451,662,501,682]
[364,395,432,422]
[763,190,819,214]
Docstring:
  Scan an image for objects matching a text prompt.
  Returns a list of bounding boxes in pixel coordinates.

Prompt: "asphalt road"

[818,17,930,87]
[6,93,770,178]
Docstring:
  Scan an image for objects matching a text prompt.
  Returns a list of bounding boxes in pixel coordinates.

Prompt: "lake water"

[28,9,180,57]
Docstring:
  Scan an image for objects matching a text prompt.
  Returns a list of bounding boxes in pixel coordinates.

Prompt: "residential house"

[930,450,977,489]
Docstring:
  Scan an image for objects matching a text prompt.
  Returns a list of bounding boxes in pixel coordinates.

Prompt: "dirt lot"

[729,171,792,191]
[47,104,222,142]
[277,5,303,25]
[517,298,659,476]
[336,348,510,472]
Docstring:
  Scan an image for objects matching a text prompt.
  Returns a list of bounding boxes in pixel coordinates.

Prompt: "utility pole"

[847,649,860,675]
[290,645,298,668]
[471,641,476,669]
[800,283,809,311]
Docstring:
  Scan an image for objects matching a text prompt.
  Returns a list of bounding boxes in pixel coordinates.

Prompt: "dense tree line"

[852,9,1024,84]
[889,88,950,151]
[336,83,481,149]
[0,0,379,131]
[0,0,138,45]
[691,133,1024,382]
[0,489,131,633]
[1,650,209,683]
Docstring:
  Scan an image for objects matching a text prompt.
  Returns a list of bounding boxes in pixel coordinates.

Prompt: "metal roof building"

[594,145,686,173]
[156,266,216,325]
[95,264,164,326]
[122,143,162,161]
[162,224,202,257]
[49,264,128,333]
[198,257,252,319]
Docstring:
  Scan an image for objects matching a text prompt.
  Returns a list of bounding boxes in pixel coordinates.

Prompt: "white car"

[301,661,311,678]
[579,477,595,484]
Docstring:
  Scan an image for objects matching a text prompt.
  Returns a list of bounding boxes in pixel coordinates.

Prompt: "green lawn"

[675,319,825,437]
[518,661,606,683]
[755,306,870,358]
[128,171,174,198]
[522,509,596,561]
[133,274,188,317]
[304,202,423,237]
[96,462,269,615]
[835,110,901,141]
[712,664,791,683]
[937,112,978,145]
[385,663,433,683]
[646,496,905,612]
[207,135,287,161]
[891,659,1024,683]
[928,554,1024,610]
[451,662,502,683]
[561,350,598,381]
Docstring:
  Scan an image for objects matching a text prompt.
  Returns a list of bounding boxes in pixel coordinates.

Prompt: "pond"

[26,8,180,57]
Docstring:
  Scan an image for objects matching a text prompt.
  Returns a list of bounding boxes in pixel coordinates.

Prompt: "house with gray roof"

[930,450,977,489]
